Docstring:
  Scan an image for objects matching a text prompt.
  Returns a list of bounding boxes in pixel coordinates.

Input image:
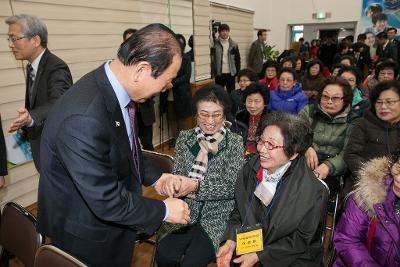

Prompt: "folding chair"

[0,202,44,267]
[316,179,330,246]
[139,150,174,267]
[34,245,87,267]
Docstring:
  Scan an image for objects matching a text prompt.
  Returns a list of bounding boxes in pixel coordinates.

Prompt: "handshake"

[155,174,199,225]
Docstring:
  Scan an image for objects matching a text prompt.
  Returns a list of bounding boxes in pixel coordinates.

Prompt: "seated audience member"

[269,68,308,113]
[231,82,269,156]
[333,152,400,267]
[363,60,399,97]
[339,66,370,116]
[302,59,325,101]
[160,33,193,145]
[300,77,359,193]
[345,80,400,184]
[294,55,305,80]
[0,117,7,188]
[217,112,325,267]
[331,63,345,77]
[156,85,244,267]
[339,55,356,67]
[231,69,259,115]
[280,56,295,69]
[259,60,279,92]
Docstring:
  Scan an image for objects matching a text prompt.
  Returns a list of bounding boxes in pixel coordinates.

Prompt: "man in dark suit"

[247,29,267,75]
[123,28,156,150]
[376,31,398,63]
[5,14,72,173]
[387,27,400,65]
[37,23,190,267]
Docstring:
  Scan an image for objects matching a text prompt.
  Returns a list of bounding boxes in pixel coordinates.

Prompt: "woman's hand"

[232,252,259,267]
[314,163,330,179]
[305,147,318,170]
[216,240,236,267]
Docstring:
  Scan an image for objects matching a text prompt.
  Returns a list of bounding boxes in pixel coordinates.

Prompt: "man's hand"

[163,197,190,224]
[216,240,236,267]
[232,252,259,267]
[8,108,33,133]
[154,173,181,197]
[315,163,330,180]
[305,147,318,170]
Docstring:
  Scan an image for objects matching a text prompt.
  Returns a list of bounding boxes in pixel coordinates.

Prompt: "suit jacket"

[24,49,72,171]
[377,41,398,62]
[37,64,165,267]
[138,99,155,126]
[248,39,264,74]
[0,118,7,176]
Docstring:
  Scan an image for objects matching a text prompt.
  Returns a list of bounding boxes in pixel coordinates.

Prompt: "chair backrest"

[34,245,87,267]
[142,149,174,174]
[316,179,330,246]
[0,202,43,267]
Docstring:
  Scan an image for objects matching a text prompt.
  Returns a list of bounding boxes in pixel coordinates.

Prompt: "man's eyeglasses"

[197,112,223,121]
[375,99,400,107]
[256,137,285,150]
[7,36,27,44]
[321,94,344,104]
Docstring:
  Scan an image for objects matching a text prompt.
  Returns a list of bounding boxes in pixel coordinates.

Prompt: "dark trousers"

[215,73,236,94]
[137,111,154,151]
[156,224,215,267]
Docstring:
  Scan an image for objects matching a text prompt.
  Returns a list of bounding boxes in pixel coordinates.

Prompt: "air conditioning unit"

[312,12,332,19]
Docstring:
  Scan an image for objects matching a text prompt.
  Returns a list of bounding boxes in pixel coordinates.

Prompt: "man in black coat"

[37,23,190,267]
[5,14,72,173]
[376,31,398,63]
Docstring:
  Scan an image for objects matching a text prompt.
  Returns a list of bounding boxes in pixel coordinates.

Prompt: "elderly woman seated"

[300,77,360,193]
[333,152,400,267]
[155,84,244,267]
[217,112,325,267]
[230,82,269,156]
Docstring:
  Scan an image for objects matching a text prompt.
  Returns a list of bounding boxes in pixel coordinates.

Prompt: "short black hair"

[257,29,267,37]
[243,82,270,105]
[339,55,356,66]
[188,35,193,48]
[175,33,186,52]
[278,67,296,81]
[306,59,324,76]
[123,28,137,41]
[261,60,279,76]
[218,23,230,32]
[117,23,181,78]
[376,31,388,39]
[237,69,259,83]
[256,112,313,158]
[339,65,362,87]
[357,33,367,41]
[387,27,398,33]
[318,76,354,109]
[370,80,400,114]
[372,12,387,25]
[192,84,231,118]
[331,63,345,73]
[280,56,296,69]
[375,60,400,79]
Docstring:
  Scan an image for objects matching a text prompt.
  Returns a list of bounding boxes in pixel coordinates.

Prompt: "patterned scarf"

[188,125,227,181]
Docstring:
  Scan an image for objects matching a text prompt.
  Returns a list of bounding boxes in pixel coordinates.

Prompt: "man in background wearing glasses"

[5,14,72,173]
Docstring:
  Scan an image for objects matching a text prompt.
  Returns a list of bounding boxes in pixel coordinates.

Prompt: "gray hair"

[5,14,48,47]
[256,112,313,157]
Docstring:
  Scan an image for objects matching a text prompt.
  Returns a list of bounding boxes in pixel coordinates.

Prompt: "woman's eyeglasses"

[375,99,400,107]
[321,94,344,104]
[256,137,285,150]
[197,112,223,121]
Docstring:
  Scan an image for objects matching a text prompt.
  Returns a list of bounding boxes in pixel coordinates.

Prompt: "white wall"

[211,0,363,52]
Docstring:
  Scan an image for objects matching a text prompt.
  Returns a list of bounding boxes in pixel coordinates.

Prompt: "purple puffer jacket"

[268,82,308,113]
[333,157,400,267]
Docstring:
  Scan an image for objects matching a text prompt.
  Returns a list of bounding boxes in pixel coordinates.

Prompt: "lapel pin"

[115,121,121,127]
